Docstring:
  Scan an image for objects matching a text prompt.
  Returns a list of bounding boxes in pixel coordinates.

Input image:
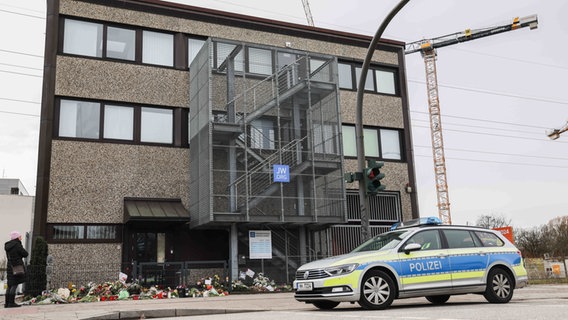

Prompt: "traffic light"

[364,159,385,194]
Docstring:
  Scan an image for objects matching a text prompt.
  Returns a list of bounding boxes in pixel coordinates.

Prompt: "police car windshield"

[351,230,412,252]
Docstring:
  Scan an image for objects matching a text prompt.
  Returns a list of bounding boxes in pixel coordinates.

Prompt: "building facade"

[34,0,419,287]
[0,179,34,262]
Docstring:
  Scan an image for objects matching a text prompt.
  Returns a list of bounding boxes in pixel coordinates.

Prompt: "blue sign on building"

[273,164,290,183]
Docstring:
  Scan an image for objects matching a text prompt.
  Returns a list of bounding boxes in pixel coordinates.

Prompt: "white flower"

[57,288,70,299]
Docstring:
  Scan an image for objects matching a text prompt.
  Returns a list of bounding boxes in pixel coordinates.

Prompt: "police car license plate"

[297,282,313,291]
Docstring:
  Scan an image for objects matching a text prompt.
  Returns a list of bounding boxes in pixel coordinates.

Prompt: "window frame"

[341,124,405,162]
[337,60,399,96]
[55,97,188,148]
[60,17,185,69]
[47,223,123,243]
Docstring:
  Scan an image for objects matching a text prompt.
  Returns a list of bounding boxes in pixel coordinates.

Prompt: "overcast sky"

[0,0,566,228]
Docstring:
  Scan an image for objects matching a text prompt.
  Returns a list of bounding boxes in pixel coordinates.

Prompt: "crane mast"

[406,15,538,224]
[301,0,315,27]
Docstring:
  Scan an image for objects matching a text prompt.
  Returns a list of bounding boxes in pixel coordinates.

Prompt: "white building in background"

[0,179,34,262]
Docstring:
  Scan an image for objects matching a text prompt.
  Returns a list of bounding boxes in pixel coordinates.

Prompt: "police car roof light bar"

[390,216,443,230]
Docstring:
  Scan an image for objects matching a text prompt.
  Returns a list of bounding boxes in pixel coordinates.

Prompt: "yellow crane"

[405,15,538,224]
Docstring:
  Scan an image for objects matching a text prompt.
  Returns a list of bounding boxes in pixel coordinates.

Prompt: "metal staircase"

[190,37,346,227]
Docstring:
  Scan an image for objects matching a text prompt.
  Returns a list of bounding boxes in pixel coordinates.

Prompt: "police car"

[293,217,528,310]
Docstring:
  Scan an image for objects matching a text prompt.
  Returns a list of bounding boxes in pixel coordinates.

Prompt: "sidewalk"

[1,284,568,320]
[0,292,305,320]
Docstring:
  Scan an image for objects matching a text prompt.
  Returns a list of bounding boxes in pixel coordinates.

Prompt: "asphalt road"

[158,285,568,320]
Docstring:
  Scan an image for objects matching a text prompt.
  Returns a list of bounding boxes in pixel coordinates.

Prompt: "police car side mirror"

[403,243,422,254]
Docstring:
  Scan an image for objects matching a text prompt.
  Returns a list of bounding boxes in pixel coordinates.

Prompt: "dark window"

[443,229,478,249]
[338,60,399,96]
[475,231,505,247]
[48,224,121,243]
[405,230,441,251]
[10,187,19,195]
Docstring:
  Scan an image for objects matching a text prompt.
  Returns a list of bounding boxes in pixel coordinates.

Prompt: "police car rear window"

[475,231,505,247]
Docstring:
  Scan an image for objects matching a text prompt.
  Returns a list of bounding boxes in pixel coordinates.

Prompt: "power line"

[0,48,43,58]
[412,124,568,143]
[408,79,568,106]
[0,97,40,105]
[414,154,568,169]
[448,47,568,72]
[411,119,544,136]
[0,69,42,78]
[0,8,44,19]
[0,3,45,15]
[414,145,568,162]
[0,62,42,71]
[410,110,550,130]
[0,110,39,117]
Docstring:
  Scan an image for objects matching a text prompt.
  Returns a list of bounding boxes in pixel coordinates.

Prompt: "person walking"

[4,231,28,308]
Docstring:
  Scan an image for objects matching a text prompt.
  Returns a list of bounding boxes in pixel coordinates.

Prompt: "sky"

[0,0,566,229]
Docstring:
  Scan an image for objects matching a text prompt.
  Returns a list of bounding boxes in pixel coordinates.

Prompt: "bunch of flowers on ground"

[23,270,291,305]
[231,271,292,293]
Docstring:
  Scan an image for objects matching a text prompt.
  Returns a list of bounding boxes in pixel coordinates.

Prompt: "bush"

[25,236,48,298]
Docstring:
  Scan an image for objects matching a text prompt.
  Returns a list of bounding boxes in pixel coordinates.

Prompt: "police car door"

[442,229,489,288]
[397,229,451,291]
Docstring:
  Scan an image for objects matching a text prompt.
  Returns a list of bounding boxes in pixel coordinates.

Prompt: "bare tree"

[515,227,549,258]
[545,216,568,258]
[475,213,511,229]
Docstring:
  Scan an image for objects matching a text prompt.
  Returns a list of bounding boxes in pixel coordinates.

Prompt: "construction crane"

[301,0,315,27]
[405,15,538,224]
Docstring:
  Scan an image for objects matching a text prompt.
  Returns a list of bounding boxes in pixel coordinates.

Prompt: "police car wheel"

[484,268,514,303]
[358,270,395,310]
[312,301,340,310]
[425,295,450,304]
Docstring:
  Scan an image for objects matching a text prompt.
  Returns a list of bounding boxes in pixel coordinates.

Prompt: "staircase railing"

[232,136,307,208]
[227,56,308,120]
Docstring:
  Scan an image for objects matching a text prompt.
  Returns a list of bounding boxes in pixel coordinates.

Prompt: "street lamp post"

[356,0,410,241]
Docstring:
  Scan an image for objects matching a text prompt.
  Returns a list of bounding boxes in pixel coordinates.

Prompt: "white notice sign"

[249,230,272,259]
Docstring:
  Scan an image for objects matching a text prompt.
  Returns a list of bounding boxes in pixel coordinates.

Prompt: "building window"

[10,187,19,195]
[53,225,84,240]
[87,225,117,240]
[342,125,403,161]
[314,123,339,154]
[250,119,275,149]
[188,38,205,66]
[106,26,136,61]
[59,99,100,139]
[342,125,356,157]
[355,67,375,91]
[49,224,121,242]
[57,99,181,146]
[216,42,244,72]
[63,19,103,57]
[363,128,379,157]
[142,30,174,67]
[380,129,401,160]
[339,60,399,95]
[103,105,134,140]
[338,63,353,89]
[141,107,173,144]
[248,47,272,75]
[375,69,396,95]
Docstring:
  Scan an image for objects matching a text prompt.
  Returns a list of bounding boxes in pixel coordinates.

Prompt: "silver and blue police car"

[293,217,528,310]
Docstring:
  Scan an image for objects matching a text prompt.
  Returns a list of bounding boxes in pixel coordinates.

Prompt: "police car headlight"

[324,264,358,276]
